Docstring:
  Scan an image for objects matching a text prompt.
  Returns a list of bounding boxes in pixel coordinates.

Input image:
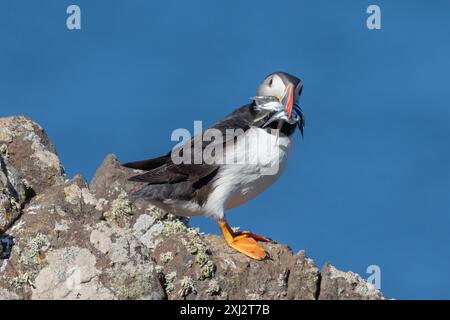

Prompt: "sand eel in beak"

[122,72,305,260]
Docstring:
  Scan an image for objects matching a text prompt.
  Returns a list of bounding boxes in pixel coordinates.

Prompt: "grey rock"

[318,263,384,300]
[0,175,165,300]
[0,116,386,300]
[32,247,114,300]
[0,116,65,232]
[0,288,19,300]
[0,153,30,232]
[90,154,138,208]
[152,232,320,300]
[0,116,65,194]
[89,221,165,300]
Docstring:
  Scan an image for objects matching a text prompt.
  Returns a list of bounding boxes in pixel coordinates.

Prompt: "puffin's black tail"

[121,153,170,171]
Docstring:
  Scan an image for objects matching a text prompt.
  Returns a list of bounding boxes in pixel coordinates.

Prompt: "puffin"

[122,72,305,260]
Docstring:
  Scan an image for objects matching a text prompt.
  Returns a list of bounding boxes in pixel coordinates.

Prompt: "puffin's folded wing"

[127,145,220,185]
[126,104,255,185]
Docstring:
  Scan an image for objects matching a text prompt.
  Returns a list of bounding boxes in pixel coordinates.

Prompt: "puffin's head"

[255,72,305,135]
[256,72,303,119]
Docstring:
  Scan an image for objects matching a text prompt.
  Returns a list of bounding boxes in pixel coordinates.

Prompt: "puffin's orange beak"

[283,85,294,118]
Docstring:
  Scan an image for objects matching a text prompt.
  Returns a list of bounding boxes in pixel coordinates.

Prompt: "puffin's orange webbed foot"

[217,219,268,260]
[229,234,267,260]
[234,230,270,242]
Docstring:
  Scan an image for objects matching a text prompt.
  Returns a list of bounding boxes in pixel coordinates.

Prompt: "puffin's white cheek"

[271,75,286,97]
[257,84,284,97]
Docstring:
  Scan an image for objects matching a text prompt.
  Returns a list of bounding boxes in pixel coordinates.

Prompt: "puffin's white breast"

[203,127,294,219]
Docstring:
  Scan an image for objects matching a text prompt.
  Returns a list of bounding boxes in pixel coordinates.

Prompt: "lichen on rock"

[103,191,133,222]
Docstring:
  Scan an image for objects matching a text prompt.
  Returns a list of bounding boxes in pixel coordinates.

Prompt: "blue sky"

[1,0,450,299]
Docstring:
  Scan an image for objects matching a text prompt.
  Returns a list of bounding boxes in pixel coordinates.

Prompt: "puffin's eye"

[268,78,273,86]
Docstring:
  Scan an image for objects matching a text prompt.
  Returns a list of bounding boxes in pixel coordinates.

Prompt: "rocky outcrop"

[0,116,64,233]
[0,116,385,300]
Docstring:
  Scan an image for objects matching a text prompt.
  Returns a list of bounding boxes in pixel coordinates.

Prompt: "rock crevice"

[0,116,385,300]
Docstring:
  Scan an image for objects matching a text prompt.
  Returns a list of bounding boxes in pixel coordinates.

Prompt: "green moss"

[164,271,177,294]
[195,251,209,266]
[10,198,20,211]
[185,235,216,280]
[154,265,164,274]
[11,272,35,289]
[105,192,133,222]
[206,279,221,296]
[186,227,200,237]
[162,219,187,236]
[114,273,152,300]
[16,233,51,267]
[21,178,32,190]
[146,204,165,220]
[200,260,215,280]
[160,251,174,264]
[178,276,195,298]
[165,271,177,282]
[28,233,51,264]
[0,144,8,156]
[187,237,207,254]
